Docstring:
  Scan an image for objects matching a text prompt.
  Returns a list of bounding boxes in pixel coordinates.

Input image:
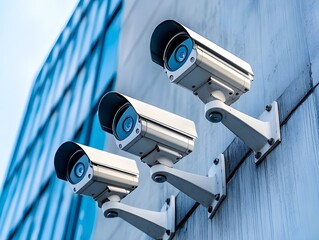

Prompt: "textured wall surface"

[93,0,319,239]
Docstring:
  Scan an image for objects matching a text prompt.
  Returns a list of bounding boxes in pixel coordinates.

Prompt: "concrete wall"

[93,0,319,239]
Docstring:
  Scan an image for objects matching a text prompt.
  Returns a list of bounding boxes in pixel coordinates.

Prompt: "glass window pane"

[53,39,74,105]
[11,157,32,227]
[29,189,50,240]
[64,67,86,136]
[94,13,121,103]
[89,112,106,150]
[92,0,108,41]
[0,174,18,239]
[109,0,121,15]
[12,213,33,240]
[77,49,99,126]
[39,180,64,239]
[51,185,75,240]
[74,197,97,240]
[79,1,98,61]
[26,138,45,207]
[30,112,57,196]
[69,17,87,80]
[39,73,54,125]
[55,91,72,141]
[1,159,29,238]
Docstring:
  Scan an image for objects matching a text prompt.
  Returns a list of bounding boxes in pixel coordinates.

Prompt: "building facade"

[0,0,123,239]
[2,0,319,240]
[93,0,319,239]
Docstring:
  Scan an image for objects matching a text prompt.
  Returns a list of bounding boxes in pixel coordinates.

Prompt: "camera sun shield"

[98,92,197,166]
[54,141,139,203]
[150,20,254,105]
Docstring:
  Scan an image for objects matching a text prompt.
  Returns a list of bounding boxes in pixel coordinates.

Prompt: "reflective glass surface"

[0,1,123,239]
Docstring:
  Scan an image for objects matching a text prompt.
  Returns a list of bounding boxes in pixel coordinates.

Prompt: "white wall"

[94,0,319,239]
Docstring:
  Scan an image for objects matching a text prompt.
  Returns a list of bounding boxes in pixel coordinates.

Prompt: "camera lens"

[165,33,193,71]
[74,162,85,177]
[67,150,89,184]
[175,45,188,63]
[113,103,138,141]
[123,116,134,132]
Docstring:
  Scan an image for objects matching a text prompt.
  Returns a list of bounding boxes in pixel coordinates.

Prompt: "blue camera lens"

[67,151,89,184]
[175,45,188,63]
[113,104,138,141]
[74,162,85,177]
[165,34,193,71]
[123,116,134,132]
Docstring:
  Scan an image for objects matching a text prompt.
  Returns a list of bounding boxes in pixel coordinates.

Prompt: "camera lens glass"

[175,45,188,63]
[123,116,134,132]
[165,33,193,71]
[74,162,85,177]
[67,150,89,184]
[113,103,138,141]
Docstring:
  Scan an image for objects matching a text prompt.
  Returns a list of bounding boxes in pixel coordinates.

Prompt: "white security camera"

[54,141,175,240]
[150,19,254,105]
[151,20,281,163]
[98,92,226,218]
[54,141,139,204]
[98,91,197,167]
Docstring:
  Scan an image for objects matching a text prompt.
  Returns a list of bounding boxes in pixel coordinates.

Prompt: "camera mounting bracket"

[205,100,281,164]
[150,154,226,218]
[102,195,175,240]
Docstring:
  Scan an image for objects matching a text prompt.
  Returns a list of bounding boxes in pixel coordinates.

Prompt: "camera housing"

[98,92,197,167]
[150,20,254,105]
[54,141,139,204]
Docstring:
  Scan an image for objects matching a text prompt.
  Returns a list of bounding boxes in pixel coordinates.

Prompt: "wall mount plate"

[162,195,175,240]
[254,101,281,164]
[208,154,226,219]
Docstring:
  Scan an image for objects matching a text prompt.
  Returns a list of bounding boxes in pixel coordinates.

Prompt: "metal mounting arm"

[102,196,175,240]
[205,100,281,164]
[150,154,226,218]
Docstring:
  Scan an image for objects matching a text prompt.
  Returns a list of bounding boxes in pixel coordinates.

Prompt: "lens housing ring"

[67,150,89,184]
[113,103,138,141]
[164,32,193,71]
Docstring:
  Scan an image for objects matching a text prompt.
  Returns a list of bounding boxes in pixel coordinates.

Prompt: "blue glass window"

[77,48,99,127]
[79,2,98,62]
[92,0,108,42]
[94,12,121,103]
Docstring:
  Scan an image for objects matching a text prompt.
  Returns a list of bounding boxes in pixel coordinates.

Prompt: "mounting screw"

[73,187,76,192]
[136,129,140,134]
[193,92,198,96]
[190,57,195,62]
[267,138,275,145]
[208,206,213,213]
[208,112,223,123]
[119,144,122,148]
[154,174,167,183]
[169,75,174,80]
[255,152,262,159]
[213,158,219,165]
[214,194,220,201]
[266,104,272,112]
[106,211,118,218]
[166,198,170,205]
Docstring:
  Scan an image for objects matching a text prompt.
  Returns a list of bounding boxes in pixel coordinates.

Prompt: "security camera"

[98,91,226,218]
[98,91,197,167]
[150,20,254,105]
[54,141,139,204]
[54,141,175,239]
[151,20,281,163]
